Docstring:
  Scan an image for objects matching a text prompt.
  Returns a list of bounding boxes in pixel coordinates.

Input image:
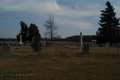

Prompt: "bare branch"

[44,15,57,41]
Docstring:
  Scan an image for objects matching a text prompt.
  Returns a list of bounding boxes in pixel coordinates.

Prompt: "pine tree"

[28,23,41,43]
[96,1,120,43]
[16,21,28,43]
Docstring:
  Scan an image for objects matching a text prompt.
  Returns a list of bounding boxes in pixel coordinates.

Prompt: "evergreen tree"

[28,23,41,52]
[28,23,41,43]
[17,22,41,46]
[96,1,120,43]
[17,21,28,43]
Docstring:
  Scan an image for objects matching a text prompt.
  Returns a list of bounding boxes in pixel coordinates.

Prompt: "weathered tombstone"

[19,34,22,46]
[91,40,96,47]
[106,42,108,47]
[25,41,29,46]
[79,32,83,47]
[82,43,90,54]
[3,44,12,52]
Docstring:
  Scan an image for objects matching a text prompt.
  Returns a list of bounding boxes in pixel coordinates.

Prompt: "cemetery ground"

[0,42,120,80]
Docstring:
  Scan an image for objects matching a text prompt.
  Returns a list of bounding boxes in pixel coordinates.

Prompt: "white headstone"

[92,40,96,47]
[19,34,22,45]
[106,42,108,47]
[79,32,83,47]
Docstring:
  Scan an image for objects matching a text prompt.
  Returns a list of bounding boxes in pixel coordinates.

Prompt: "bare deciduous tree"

[44,15,57,41]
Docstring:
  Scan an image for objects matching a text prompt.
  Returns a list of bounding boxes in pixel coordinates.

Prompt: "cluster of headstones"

[1,41,30,55]
[0,42,26,56]
[0,42,17,46]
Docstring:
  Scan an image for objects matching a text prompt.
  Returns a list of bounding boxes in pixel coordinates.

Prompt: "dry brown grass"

[0,42,120,80]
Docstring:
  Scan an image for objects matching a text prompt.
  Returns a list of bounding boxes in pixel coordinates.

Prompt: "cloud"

[114,5,120,17]
[0,0,102,17]
[56,18,93,29]
[0,0,98,30]
[0,0,61,14]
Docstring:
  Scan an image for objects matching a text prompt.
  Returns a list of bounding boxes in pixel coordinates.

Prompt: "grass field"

[0,42,120,80]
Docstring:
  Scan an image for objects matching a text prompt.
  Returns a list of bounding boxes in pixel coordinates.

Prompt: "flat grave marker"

[65,45,76,49]
[10,53,21,56]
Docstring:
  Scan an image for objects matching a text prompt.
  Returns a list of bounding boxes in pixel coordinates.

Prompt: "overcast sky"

[0,0,120,38]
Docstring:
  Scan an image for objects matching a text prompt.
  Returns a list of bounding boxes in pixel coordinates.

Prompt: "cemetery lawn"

[0,45,120,80]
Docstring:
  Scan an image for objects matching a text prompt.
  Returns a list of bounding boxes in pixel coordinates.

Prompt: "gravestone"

[3,44,12,52]
[19,34,22,46]
[79,32,83,47]
[25,41,29,46]
[10,53,21,56]
[106,42,108,47]
[91,40,96,47]
[65,45,76,49]
[82,44,90,54]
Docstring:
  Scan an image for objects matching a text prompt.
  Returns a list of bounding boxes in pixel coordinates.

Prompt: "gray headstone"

[106,42,108,47]
[25,41,29,46]
[91,40,96,47]
[19,34,22,45]
[3,45,12,52]
[82,44,90,54]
